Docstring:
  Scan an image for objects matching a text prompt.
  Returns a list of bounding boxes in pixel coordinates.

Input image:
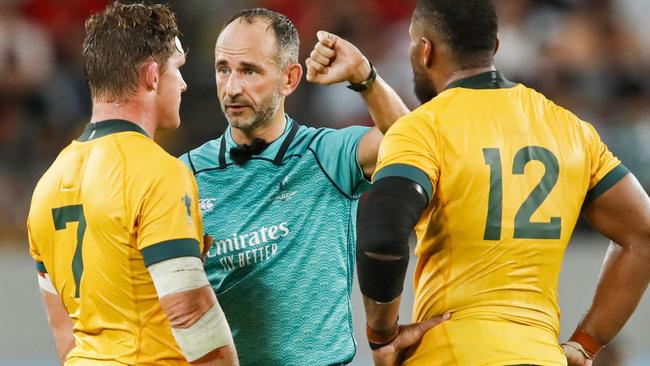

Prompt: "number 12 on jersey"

[482,146,561,240]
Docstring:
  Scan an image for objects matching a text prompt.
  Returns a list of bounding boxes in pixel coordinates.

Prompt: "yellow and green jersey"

[374,72,628,366]
[27,120,204,365]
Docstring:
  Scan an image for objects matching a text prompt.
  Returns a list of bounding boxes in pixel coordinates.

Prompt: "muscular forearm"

[577,241,650,345]
[361,75,409,134]
[358,178,428,335]
[577,174,650,352]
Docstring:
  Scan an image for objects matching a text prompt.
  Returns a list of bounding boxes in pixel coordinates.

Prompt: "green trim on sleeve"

[584,164,630,206]
[141,238,201,267]
[374,164,433,201]
[35,261,47,273]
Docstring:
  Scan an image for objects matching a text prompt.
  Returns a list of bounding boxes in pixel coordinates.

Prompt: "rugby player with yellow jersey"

[356,1,650,366]
[27,3,237,365]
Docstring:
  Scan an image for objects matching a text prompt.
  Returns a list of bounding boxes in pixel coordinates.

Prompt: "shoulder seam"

[306,128,327,149]
[307,147,354,200]
[110,135,130,237]
[185,151,197,174]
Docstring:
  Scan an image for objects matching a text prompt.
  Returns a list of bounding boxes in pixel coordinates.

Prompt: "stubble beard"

[221,86,281,133]
[412,62,438,104]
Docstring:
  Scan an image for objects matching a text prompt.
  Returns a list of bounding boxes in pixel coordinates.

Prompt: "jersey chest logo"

[270,175,296,202]
[199,198,217,214]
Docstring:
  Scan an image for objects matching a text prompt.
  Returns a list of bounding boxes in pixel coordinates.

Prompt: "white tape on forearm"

[38,273,57,294]
[147,257,209,297]
[172,302,233,362]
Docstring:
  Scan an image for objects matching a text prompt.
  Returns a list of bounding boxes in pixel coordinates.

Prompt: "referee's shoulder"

[181,137,222,174]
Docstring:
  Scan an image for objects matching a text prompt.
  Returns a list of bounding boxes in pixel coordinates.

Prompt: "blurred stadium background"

[0,0,648,365]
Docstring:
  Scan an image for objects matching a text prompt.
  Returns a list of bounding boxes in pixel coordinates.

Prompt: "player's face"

[409,20,438,104]
[214,19,284,132]
[156,37,187,130]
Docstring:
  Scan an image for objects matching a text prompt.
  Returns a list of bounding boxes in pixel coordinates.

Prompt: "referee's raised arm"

[305,30,409,178]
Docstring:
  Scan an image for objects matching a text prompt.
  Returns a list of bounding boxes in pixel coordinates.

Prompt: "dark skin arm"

[362,294,450,366]
[566,174,650,365]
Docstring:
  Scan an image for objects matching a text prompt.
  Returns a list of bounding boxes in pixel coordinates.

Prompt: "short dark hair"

[414,0,498,68]
[223,8,299,67]
[83,2,180,102]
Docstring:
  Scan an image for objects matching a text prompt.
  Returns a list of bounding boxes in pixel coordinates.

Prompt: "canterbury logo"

[199,198,217,213]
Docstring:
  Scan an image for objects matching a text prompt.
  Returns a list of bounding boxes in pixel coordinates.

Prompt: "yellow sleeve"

[27,219,47,273]
[582,121,629,205]
[373,113,440,201]
[130,157,204,267]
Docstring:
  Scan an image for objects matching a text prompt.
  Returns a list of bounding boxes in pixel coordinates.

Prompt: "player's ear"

[281,62,302,97]
[142,60,160,91]
[494,37,500,55]
[420,37,434,69]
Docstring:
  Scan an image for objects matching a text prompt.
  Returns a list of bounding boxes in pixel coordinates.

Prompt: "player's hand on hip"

[371,313,450,366]
[562,342,593,366]
[305,30,371,85]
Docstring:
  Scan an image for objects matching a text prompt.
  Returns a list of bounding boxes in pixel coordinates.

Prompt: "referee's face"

[215,19,284,132]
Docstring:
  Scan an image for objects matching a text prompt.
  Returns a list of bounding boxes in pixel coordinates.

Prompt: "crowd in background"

[1,0,649,241]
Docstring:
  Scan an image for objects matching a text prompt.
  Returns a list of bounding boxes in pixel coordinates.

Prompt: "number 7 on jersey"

[52,204,86,298]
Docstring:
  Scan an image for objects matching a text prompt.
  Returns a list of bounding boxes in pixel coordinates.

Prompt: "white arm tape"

[147,256,209,297]
[38,273,57,294]
[172,301,233,362]
[147,257,232,361]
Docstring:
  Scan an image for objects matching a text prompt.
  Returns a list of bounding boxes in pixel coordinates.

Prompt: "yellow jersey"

[373,72,627,366]
[27,120,204,365]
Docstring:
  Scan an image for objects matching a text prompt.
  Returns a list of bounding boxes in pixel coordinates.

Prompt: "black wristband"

[346,61,377,92]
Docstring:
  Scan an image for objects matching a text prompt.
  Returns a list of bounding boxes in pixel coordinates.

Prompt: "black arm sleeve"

[357,176,429,302]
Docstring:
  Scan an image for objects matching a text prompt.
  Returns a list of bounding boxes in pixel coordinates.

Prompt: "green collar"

[77,119,148,142]
[218,115,299,167]
[445,71,516,90]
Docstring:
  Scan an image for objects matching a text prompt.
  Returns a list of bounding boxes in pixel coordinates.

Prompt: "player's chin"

[159,115,182,131]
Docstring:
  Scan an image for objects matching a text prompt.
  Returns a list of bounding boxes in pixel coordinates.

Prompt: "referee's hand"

[305,30,371,86]
[371,313,450,366]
